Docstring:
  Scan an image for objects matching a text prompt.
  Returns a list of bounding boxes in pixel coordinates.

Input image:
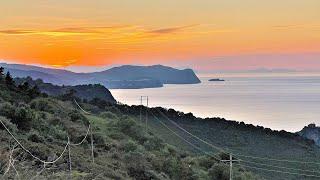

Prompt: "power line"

[149,110,221,161]
[234,164,320,178]
[73,99,96,164]
[236,154,320,166]
[242,160,320,174]
[152,108,320,178]
[156,109,227,154]
[69,124,91,146]
[0,118,69,164]
[74,99,91,115]
[155,108,320,166]
[0,99,97,180]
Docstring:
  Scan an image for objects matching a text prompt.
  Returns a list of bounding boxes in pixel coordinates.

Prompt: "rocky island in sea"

[208,78,225,82]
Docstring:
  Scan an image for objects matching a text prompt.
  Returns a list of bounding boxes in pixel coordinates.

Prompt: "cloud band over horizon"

[0,0,319,70]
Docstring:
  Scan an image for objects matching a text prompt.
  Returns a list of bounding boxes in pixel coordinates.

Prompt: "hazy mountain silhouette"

[0,63,201,89]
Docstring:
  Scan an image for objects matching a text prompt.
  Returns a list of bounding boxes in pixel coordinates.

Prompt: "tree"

[18,82,30,92]
[5,72,14,85]
[60,88,77,101]
[28,85,40,98]
[0,67,4,81]
[0,67,4,76]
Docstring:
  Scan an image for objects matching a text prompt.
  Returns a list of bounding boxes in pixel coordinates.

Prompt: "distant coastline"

[0,63,201,89]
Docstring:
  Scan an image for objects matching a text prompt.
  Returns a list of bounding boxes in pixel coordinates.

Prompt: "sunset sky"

[0,0,319,72]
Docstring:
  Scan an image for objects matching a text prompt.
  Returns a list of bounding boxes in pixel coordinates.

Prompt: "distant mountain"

[0,63,201,89]
[298,123,320,146]
[14,77,116,103]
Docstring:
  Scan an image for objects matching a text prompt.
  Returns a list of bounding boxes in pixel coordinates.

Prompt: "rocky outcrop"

[297,124,320,146]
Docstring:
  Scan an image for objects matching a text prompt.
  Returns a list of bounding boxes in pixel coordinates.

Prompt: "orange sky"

[0,0,319,70]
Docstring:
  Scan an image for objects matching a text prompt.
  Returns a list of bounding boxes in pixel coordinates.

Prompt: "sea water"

[110,73,320,132]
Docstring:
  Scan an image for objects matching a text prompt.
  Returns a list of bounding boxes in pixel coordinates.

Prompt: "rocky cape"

[298,123,320,146]
[0,63,201,89]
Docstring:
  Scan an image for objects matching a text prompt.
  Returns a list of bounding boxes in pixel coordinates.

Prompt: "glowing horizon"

[0,0,319,70]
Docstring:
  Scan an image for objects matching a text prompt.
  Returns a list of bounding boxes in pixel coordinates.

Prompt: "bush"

[117,117,146,143]
[0,102,15,118]
[1,103,35,131]
[124,152,153,179]
[30,98,56,113]
[0,116,18,133]
[120,140,138,152]
[208,164,229,180]
[48,124,68,140]
[198,155,219,169]
[143,136,164,151]
[68,110,88,124]
[27,131,44,143]
[100,112,117,119]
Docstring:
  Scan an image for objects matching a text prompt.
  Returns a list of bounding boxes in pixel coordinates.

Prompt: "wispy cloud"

[50,59,78,67]
[0,25,133,36]
[0,29,94,36]
[272,24,320,31]
[0,24,224,46]
[0,25,200,37]
[147,24,198,35]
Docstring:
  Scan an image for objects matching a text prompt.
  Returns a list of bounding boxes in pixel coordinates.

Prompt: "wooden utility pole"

[145,96,149,133]
[90,126,95,164]
[139,96,149,133]
[220,154,240,180]
[67,138,72,180]
[140,96,143,123]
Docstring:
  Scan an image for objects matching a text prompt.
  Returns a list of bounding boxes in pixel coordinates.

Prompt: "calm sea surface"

[110,73,320,132]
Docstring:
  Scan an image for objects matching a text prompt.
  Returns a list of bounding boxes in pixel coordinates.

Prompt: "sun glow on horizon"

[0,0,319,69]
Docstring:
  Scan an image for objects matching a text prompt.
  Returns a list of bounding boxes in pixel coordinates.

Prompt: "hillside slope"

[93,104,320,180]
[0,70,257,179]
[14,77,116,103]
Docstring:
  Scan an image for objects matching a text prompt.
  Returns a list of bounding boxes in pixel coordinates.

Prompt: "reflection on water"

[110,73,320,132]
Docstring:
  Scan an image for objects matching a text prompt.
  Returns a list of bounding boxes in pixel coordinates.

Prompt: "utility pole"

[220,154,240,180]
[90,126,95,164]
[145,96,149,133]
[67,137,72,180]
[139,96,149,133]
[140,96,143,123]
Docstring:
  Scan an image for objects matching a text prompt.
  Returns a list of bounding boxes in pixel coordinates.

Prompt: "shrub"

[30,98,56,113]
[48,124,68,140]
[124,152,153,179]
[208,164,229,180]
[0,116,18,133]
[0,102,15,118]
[68,110,88,124]
[14,105,35,130]
[198,155,219,169]
[27,131,44,143]
[120,140,138,152]
[90,133,106,148]
[117,117,146,143]
[109,131,126,140]
[100,112,117,119]
[143,136,164,151]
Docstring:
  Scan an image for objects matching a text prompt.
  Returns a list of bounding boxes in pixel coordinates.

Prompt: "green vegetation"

[14,76,116,103]
[1,68,320,179]
[0,69,258,179]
